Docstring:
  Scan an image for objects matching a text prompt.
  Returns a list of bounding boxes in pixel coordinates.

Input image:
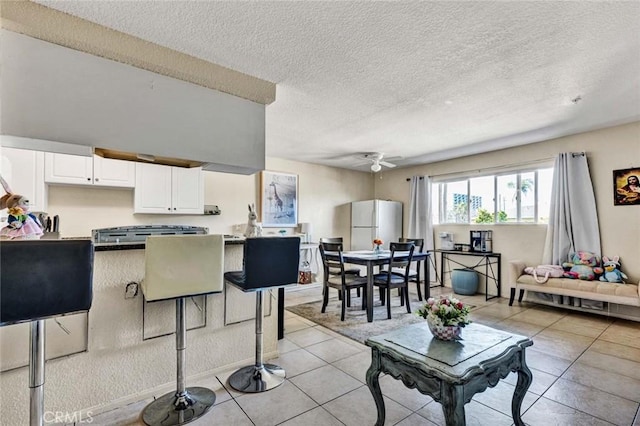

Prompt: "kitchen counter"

[93,236,246,251]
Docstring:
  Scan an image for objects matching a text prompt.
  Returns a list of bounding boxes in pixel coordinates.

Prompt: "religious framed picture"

[260,171,298,227]
[613,167,640,206]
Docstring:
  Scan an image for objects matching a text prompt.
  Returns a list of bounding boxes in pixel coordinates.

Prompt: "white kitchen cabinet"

[45,153,135,188]
[134,163,204,214]
[93,155,136,187]
[0,147,47,213]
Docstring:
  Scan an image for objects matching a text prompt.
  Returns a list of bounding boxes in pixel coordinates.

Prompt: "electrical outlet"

[125,282,139,299]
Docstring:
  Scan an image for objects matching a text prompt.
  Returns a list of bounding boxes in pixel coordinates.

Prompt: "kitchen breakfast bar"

[0,237,284,426]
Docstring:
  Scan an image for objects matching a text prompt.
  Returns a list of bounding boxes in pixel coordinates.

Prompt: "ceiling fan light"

[371,162,382,172]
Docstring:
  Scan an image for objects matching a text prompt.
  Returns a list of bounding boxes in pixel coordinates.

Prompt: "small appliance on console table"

[92,225,208,248]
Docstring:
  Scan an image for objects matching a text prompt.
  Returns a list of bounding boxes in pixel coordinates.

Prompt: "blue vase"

[451,269,479,295]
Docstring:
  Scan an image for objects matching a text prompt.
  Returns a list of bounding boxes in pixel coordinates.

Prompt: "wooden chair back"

[399,238,424,252]
[388,242,416,279]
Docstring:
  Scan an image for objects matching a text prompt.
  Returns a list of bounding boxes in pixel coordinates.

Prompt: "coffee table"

[365,322,533,426]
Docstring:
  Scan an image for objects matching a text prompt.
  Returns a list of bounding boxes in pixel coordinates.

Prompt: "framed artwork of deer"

[260,171,298,227]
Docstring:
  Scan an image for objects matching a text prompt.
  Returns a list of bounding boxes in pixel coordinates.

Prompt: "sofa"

[509,260,640,317]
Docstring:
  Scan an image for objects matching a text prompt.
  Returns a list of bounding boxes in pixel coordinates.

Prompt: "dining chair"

[319,237,361,297]
[319,237,361,274]
[319,242,368,321]
[391,237,425,301]
[373,241,415,319]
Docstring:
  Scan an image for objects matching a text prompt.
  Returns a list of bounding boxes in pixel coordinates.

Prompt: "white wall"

[47,157,374,241]
[375,122,640,291]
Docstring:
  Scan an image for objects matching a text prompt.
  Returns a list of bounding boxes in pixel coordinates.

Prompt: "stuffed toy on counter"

[0,174,43,240]
[244,203,262,238]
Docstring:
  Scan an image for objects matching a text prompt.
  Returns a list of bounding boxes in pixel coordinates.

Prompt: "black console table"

[427,250,501,301]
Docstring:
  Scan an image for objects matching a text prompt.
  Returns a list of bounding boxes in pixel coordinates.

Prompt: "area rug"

[286,294,431,344]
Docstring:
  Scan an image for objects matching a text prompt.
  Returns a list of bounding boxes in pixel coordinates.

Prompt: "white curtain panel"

[408,176,435,280]
[542,153,601,265]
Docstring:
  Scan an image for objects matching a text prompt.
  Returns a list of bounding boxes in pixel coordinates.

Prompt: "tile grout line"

[522,315,639,425]
[286,287,639,425]
[472,305,616,424]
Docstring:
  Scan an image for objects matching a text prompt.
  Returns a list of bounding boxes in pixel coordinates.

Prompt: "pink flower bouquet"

[416,295,471,327]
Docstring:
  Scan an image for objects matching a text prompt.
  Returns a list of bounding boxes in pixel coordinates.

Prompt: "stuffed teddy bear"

[562,251,603,280]
[0,174,43,240]
[599,256,628,283]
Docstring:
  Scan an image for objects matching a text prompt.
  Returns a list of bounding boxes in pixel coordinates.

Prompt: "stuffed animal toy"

[599,256,628,283]
[0,174,43,240]
[524,265,565,283]
[244,203,262,238]
[562,251,603,281]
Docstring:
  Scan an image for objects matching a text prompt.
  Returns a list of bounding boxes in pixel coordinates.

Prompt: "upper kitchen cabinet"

[45,153,135,188]
[134,163,203,214]
[0,147,47,213]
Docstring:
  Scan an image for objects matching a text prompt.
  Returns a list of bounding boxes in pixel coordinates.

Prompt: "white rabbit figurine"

[245,203,262,238]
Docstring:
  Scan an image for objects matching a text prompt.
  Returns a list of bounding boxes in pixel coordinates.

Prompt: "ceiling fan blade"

[383,156,403,162]
[379,161,397,168]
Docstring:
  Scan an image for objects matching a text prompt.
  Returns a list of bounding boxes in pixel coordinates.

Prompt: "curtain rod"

[406,156,556,182]
[405,176,425,182]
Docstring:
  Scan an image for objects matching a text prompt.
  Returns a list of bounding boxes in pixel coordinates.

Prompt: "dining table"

[324,250,430,322]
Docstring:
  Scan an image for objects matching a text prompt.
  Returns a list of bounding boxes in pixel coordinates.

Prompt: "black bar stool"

[0,240,94,426]
[224,237,300,393]
[140,234,225,425]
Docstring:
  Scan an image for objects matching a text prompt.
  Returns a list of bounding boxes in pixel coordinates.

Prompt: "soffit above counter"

[0,0,275,105]
[0,135,93,157]
[1,29,267,174]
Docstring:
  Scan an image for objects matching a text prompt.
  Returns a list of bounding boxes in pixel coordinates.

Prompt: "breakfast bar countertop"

[92,236,246,251]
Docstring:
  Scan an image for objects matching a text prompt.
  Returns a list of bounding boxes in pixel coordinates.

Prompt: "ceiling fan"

[361,153,400,172]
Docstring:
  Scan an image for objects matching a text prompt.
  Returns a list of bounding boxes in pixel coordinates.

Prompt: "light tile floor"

[89,285,640,425]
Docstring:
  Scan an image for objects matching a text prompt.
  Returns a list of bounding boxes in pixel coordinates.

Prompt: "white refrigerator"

[351,200,403,250]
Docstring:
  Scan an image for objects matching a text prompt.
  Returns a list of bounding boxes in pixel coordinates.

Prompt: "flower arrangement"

[373,238,383,247]
[416,295,471,327]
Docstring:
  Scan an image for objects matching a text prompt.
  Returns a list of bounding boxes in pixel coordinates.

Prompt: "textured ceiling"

[34,1,640,171]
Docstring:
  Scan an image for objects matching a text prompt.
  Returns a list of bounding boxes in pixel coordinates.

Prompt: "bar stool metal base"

[229,364,285,393]
[142,387,216,425]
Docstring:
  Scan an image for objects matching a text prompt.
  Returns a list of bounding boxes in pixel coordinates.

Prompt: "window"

[434,167,553,224]
[470,176,495,223]
[443,180,468,223]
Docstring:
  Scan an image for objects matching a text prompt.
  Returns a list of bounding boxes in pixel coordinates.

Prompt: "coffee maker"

[470,230,492,252]
[439,232,454,250]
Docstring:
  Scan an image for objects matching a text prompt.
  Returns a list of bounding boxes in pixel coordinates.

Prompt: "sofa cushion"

[515,274,640,306]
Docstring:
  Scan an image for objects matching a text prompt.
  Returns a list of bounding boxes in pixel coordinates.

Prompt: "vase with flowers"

[416,295,471,341]
[373,238,383,254]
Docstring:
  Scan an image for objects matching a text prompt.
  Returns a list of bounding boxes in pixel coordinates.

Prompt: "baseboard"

[78,349,279,418]
[287,283,322,292]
